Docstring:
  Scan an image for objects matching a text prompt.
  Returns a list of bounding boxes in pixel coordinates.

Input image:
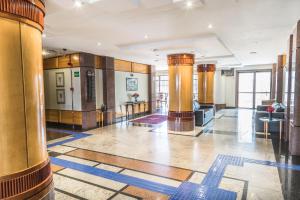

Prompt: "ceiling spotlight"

[186,1,193,8]
[74,0,83,8]
[42,33,46,38]
[97,42,102,46]
[42,50,49,56]
[208,24,213,29]
[144,34,149,39]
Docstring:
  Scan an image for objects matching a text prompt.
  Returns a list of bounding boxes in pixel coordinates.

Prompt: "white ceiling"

[43,0,300,70]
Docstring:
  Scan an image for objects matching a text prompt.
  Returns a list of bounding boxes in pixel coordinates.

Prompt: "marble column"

[0,0,53,199]
[276,55,286,103]
[197,64,216,104]
[290,20,300,155]
[167,54,195,132]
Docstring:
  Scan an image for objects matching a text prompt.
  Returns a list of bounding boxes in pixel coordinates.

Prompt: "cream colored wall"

[214,70,226,104]
[44,68,82,111]
[115,71,149,113]
[95,69,104,109]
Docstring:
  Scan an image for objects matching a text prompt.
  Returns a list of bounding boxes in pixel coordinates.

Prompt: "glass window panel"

[256,72,271,92]
[255,93,270,108]
[239,73,254,92]
[238,93,253,108]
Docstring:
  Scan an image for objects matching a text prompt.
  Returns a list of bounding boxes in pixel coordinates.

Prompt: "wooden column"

[276,55,286,103]
[197,64,216,104]
[285,35,293,142]
[168,54,195,132]
[0,1,53,199]
[102,56,116,124]
[271,63,277,100]
[79,54,98,129]
[290,20,300,155]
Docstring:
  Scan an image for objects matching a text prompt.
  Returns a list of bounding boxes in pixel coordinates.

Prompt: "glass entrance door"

[238,71,271,109]
[238,72,254,108]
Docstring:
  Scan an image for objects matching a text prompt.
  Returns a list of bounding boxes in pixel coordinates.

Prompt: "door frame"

[235,69,272,109]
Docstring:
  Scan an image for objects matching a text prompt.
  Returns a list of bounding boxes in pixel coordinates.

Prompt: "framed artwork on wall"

[56,72,65,87]
[56,89,65,104]
[126,78,138,91]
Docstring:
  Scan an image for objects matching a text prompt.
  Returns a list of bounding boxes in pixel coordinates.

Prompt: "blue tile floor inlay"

[48,128,300,199]
[47,128,90,148]
[50,157,177,196]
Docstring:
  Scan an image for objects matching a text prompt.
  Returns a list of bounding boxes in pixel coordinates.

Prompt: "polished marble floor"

[47,109,300,200]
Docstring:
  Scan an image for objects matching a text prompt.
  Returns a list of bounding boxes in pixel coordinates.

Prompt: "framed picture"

[56,72,65,87]
[126,78,138,91]
[56,89,65,104]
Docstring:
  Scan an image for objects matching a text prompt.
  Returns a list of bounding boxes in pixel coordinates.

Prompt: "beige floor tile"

[48,145,76,154]
[121,169,181,187]
[54,174,115,200]
[56,155,98,166]
[96,163,123,172]
[58,168,126,190]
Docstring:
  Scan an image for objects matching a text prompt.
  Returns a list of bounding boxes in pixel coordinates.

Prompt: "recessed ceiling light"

[74,0,83,8]
[186,1,193,8]
[144,34,149,39]
[208,24,213,29]
[97,42,102,46]
[250,51,257,54]
[42,33,46,38]
[42,50,49,56]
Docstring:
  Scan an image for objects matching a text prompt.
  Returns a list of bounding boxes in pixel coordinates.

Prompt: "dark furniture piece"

[193,101,215,126]
[255,103,285,134]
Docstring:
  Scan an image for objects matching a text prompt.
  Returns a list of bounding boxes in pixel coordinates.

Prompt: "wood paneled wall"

[114,59,150,74]
[44,56,150,74]
[44,53,94,69]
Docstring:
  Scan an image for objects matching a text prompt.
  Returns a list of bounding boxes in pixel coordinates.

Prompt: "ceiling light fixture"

[208,24,213,29]
[97,42,102,46]
[42,33,46,38]
[74,0,83,8]
[144,34,149,39]
[42,50,49,56]
[250,51,257,54]
[186,1,193,8]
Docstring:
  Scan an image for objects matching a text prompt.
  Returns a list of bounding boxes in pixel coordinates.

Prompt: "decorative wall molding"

[0,0,45,30]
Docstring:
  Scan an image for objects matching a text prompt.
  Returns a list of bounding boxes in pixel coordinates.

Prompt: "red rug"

[131,115,167,125]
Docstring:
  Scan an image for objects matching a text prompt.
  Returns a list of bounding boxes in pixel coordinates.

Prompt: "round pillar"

[167,54,195,132]
[0,1,53,199]
[197,64,216,104]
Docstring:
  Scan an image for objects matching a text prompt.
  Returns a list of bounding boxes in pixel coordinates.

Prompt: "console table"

[124,101,146,120]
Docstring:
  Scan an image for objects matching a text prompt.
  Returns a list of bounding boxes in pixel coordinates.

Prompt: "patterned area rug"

[131,115,167,125]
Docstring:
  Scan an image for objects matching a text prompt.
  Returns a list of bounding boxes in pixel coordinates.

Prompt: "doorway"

[237,70,271,109]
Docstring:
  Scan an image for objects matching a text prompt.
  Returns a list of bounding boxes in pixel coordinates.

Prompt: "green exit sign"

[74,71,80,77]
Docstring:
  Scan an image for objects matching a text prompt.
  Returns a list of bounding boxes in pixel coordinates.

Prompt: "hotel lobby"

[1,0,300,200]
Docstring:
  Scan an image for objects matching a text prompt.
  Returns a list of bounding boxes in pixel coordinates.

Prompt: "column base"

[289,123,300,155]
[0,159,53,200]
[168,111,195,132]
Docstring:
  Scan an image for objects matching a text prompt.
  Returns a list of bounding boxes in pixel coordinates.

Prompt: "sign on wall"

[74,71,80,77]
[126,78,138,91]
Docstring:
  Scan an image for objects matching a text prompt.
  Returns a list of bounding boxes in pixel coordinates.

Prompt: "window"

[237,70,271,108]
